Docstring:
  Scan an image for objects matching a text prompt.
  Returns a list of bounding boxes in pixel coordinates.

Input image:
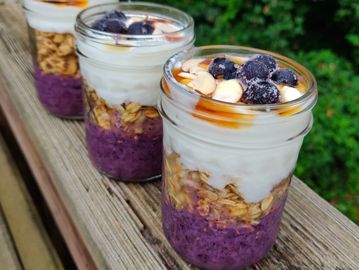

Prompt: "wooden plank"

[0,134,64,270]
[0,208,22,270]
[0,2,358,270]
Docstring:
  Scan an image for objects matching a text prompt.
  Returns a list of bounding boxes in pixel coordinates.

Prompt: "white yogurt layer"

[24,0,117,34]
[77,16,194,106]
[161,84,315,203]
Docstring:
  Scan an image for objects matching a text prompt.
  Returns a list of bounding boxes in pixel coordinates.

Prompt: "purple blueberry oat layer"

[85,118,162,181]
[162,196,287,270]
[35,67,83,117]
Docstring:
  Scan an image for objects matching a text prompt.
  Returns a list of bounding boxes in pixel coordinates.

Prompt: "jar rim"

[75,2,195,47]
[162,45,318,112]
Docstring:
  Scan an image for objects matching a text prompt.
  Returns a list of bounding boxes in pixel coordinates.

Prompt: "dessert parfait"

[23,0,117,118]
[75,3,194,180]
[160,46,317,269]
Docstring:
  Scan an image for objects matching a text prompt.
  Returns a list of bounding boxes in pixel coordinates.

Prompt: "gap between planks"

[0,133,64,270]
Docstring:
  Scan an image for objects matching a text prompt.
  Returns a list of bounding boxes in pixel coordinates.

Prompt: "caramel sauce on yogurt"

[36,0,88,7]
[172,68,254,129]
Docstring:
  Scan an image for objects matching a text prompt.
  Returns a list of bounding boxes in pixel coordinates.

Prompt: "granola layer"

[32,29,83,117]
[84,83,162,180]
[164,151,290,225]
[34,30,79,77]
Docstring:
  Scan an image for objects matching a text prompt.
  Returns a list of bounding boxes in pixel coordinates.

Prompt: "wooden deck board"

[0,209,22,270]
[0,2,358,270]
[0,134,64,270]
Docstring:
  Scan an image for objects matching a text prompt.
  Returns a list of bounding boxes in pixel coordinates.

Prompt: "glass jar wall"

[75,2,195,181]
[159,46,317,269]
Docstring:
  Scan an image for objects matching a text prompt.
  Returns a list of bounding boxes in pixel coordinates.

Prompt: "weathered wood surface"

[0,208,22,270]
[0,134,64,270]
[0,2,358,270]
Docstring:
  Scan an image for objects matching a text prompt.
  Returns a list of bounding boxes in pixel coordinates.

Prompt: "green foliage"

[149,0,359,222]
[336,0,359,67]
[295,50,359,222]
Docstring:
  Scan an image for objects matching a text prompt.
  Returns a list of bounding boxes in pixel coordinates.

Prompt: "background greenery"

[150,0,359,223]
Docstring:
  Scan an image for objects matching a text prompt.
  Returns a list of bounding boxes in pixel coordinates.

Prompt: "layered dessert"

[23,0,116,118]
[75,3,194,180]
[84,83,162,180]
[160,47,317,269]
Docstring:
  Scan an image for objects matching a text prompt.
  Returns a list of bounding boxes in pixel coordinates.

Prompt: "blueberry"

[105,10,127,20]
[241,80,280,104]
[209,57,226,78]
[92,19,107,31]
[223,62,238,80]
[239,60,270,82]
[251,54,277,72]
[271,68,297,86]
[92,18,127,33]
[105,19,127,33]
[209,57,237,79]
[127,21,154,35]
[92,10,128,33]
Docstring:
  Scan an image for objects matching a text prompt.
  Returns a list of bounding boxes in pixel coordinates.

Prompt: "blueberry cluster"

[208,54,298,104]
[208,57,237,80]
[92,10,154,35]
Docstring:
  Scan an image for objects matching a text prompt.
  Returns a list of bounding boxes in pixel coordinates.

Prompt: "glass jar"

[23,0,117,119]
[159,46,317,270]
[75,3,195,181]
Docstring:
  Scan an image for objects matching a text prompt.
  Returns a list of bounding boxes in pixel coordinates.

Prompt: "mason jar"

[23,0,117,118]
[75,2,195,181]
[159,46,317,270]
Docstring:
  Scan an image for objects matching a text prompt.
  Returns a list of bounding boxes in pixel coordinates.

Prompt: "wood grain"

[0,133,64,270]
[0,208,22,270]
[0,2,358,270]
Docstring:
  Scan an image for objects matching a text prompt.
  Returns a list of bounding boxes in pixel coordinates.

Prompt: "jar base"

[46,111,84,120]
[96,168,161,182]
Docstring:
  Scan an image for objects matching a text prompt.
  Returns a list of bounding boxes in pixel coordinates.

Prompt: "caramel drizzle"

[36,0,88,7]
[168,69,254,129]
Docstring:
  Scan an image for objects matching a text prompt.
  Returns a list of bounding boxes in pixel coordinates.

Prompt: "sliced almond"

[152,28,163,35]
[182,58,205,72]
[212,79,243,103]
[188,71,216,95]
[190,65,207,74]
[153,22,178,34]
[279,85,302,102]
[226,55,248,65]
[178,72,196,79]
